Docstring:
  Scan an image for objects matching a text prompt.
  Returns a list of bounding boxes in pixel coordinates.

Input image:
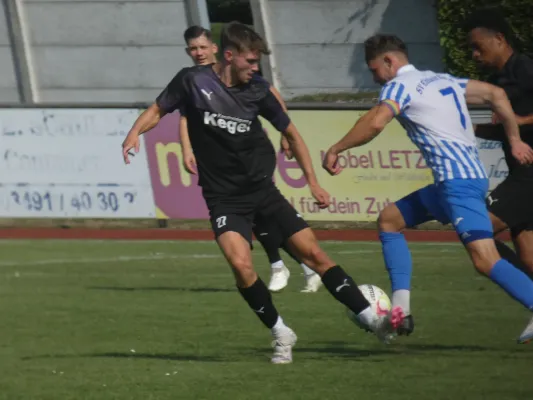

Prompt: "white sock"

[271,260,284,270]
[392,289,410,316]
[300,263,315,276]
[271,316,289,335]
[357,306,376,327]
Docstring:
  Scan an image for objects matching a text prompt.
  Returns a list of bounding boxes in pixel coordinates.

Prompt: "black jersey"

[488,52,533,177]
[155,65,290,196]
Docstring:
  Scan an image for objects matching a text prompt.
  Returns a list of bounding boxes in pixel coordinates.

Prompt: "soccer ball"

[346,284,392,330]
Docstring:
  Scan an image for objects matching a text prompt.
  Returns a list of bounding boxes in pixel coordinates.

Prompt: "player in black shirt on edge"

[466,11,533,278]
[122,22,404,364]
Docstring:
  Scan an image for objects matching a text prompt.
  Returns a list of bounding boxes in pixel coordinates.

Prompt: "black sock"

[257,235,283,265]
[281,242,302,264]
[238,277,279,329]
[266,249,283,265]
[495,239,533,279]
[321,266,370,314]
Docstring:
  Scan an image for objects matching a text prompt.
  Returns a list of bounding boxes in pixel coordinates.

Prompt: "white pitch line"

[0,250,467,268]
[324,240,463,247]
[335,248,460,254]
[0,254,221,267]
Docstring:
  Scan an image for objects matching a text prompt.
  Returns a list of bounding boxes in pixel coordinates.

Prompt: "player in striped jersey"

[323,34,533,344]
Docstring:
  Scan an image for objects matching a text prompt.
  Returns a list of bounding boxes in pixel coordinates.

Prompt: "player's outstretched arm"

[179,116,197,174]
[122,68,189,164]
[258,85,329,206]
[122,103,167,164]
[465,80,533,164]
[494,112,533,127]
[283,123,330,208]
[516,114,533,126]
[322,104,392,175]
[515,114,533,125]
[131,103,166,135]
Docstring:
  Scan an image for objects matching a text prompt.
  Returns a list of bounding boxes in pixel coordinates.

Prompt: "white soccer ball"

[346,284,392,330]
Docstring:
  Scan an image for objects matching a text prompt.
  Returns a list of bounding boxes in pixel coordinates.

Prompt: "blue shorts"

[396,179,492,244]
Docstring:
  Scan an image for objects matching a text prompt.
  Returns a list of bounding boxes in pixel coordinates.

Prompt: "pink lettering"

[399,150,411,168]
[297,197,361,214]
[278,152,307,188]
[365,197,377,214]
[416,151,427,169]
[365,197,392,214]
[389,150,402,169]
[378,151,390,169]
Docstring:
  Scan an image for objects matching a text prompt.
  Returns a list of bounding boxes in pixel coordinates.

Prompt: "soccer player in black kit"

[122,22,404,363]
[179,25,322,293]
[466,11,533,277]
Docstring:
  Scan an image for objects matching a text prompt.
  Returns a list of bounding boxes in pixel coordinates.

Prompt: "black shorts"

[252,212,286,250]
[204,183,309,246]
[486,175,533,236]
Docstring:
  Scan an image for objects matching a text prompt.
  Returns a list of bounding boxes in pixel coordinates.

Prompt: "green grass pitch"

[0,239,530,399]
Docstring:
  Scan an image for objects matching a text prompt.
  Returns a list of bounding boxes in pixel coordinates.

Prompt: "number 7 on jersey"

[439,86,467,129]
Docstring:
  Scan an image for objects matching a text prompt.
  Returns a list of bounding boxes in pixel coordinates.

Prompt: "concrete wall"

[25,0,194,103]
[0,1,20,102]
[0,0,442,103]
[257,0,444,98]
[0,0,209,104]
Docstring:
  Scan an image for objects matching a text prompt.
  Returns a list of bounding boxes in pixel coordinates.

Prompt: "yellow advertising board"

[263,110,433,221]
[144,109,433,221]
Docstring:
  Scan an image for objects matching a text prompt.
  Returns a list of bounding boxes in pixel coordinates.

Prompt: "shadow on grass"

[293,340,508,359]
[23,341,517,365]
[87,286,234,293]
[400,343,495,352]
[22,352,225,362]
[252,340,516,360]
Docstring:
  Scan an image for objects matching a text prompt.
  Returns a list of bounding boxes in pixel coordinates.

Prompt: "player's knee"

[470,250,498,275]
[301,244,323,264]
[299,244,331,273]
[378,204,404,233]
[471,257,494,275]
[229,255,255,283]
[466,239,500,275]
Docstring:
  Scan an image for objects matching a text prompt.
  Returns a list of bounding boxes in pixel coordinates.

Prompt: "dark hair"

[220,21,270,55]
[364,34,408,63]
[183,25,212,44]
[463,9,513,42]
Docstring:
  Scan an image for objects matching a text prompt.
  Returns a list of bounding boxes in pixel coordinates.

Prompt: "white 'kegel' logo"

[203,112,251,134]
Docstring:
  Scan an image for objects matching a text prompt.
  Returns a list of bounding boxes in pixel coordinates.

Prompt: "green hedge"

[436,0,533,79]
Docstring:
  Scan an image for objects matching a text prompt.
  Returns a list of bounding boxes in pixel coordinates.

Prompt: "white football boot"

[300,273,323,293]
[268,266,290,292]
[271,328,297,364]
[517,314,533,344]
[367,306,405,344]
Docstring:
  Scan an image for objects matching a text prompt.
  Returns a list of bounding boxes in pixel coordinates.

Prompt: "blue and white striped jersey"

[379,64,487,182]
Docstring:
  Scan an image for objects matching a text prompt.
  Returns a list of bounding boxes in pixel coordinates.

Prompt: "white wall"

[0,0,443,103]
[258,0,443,98]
